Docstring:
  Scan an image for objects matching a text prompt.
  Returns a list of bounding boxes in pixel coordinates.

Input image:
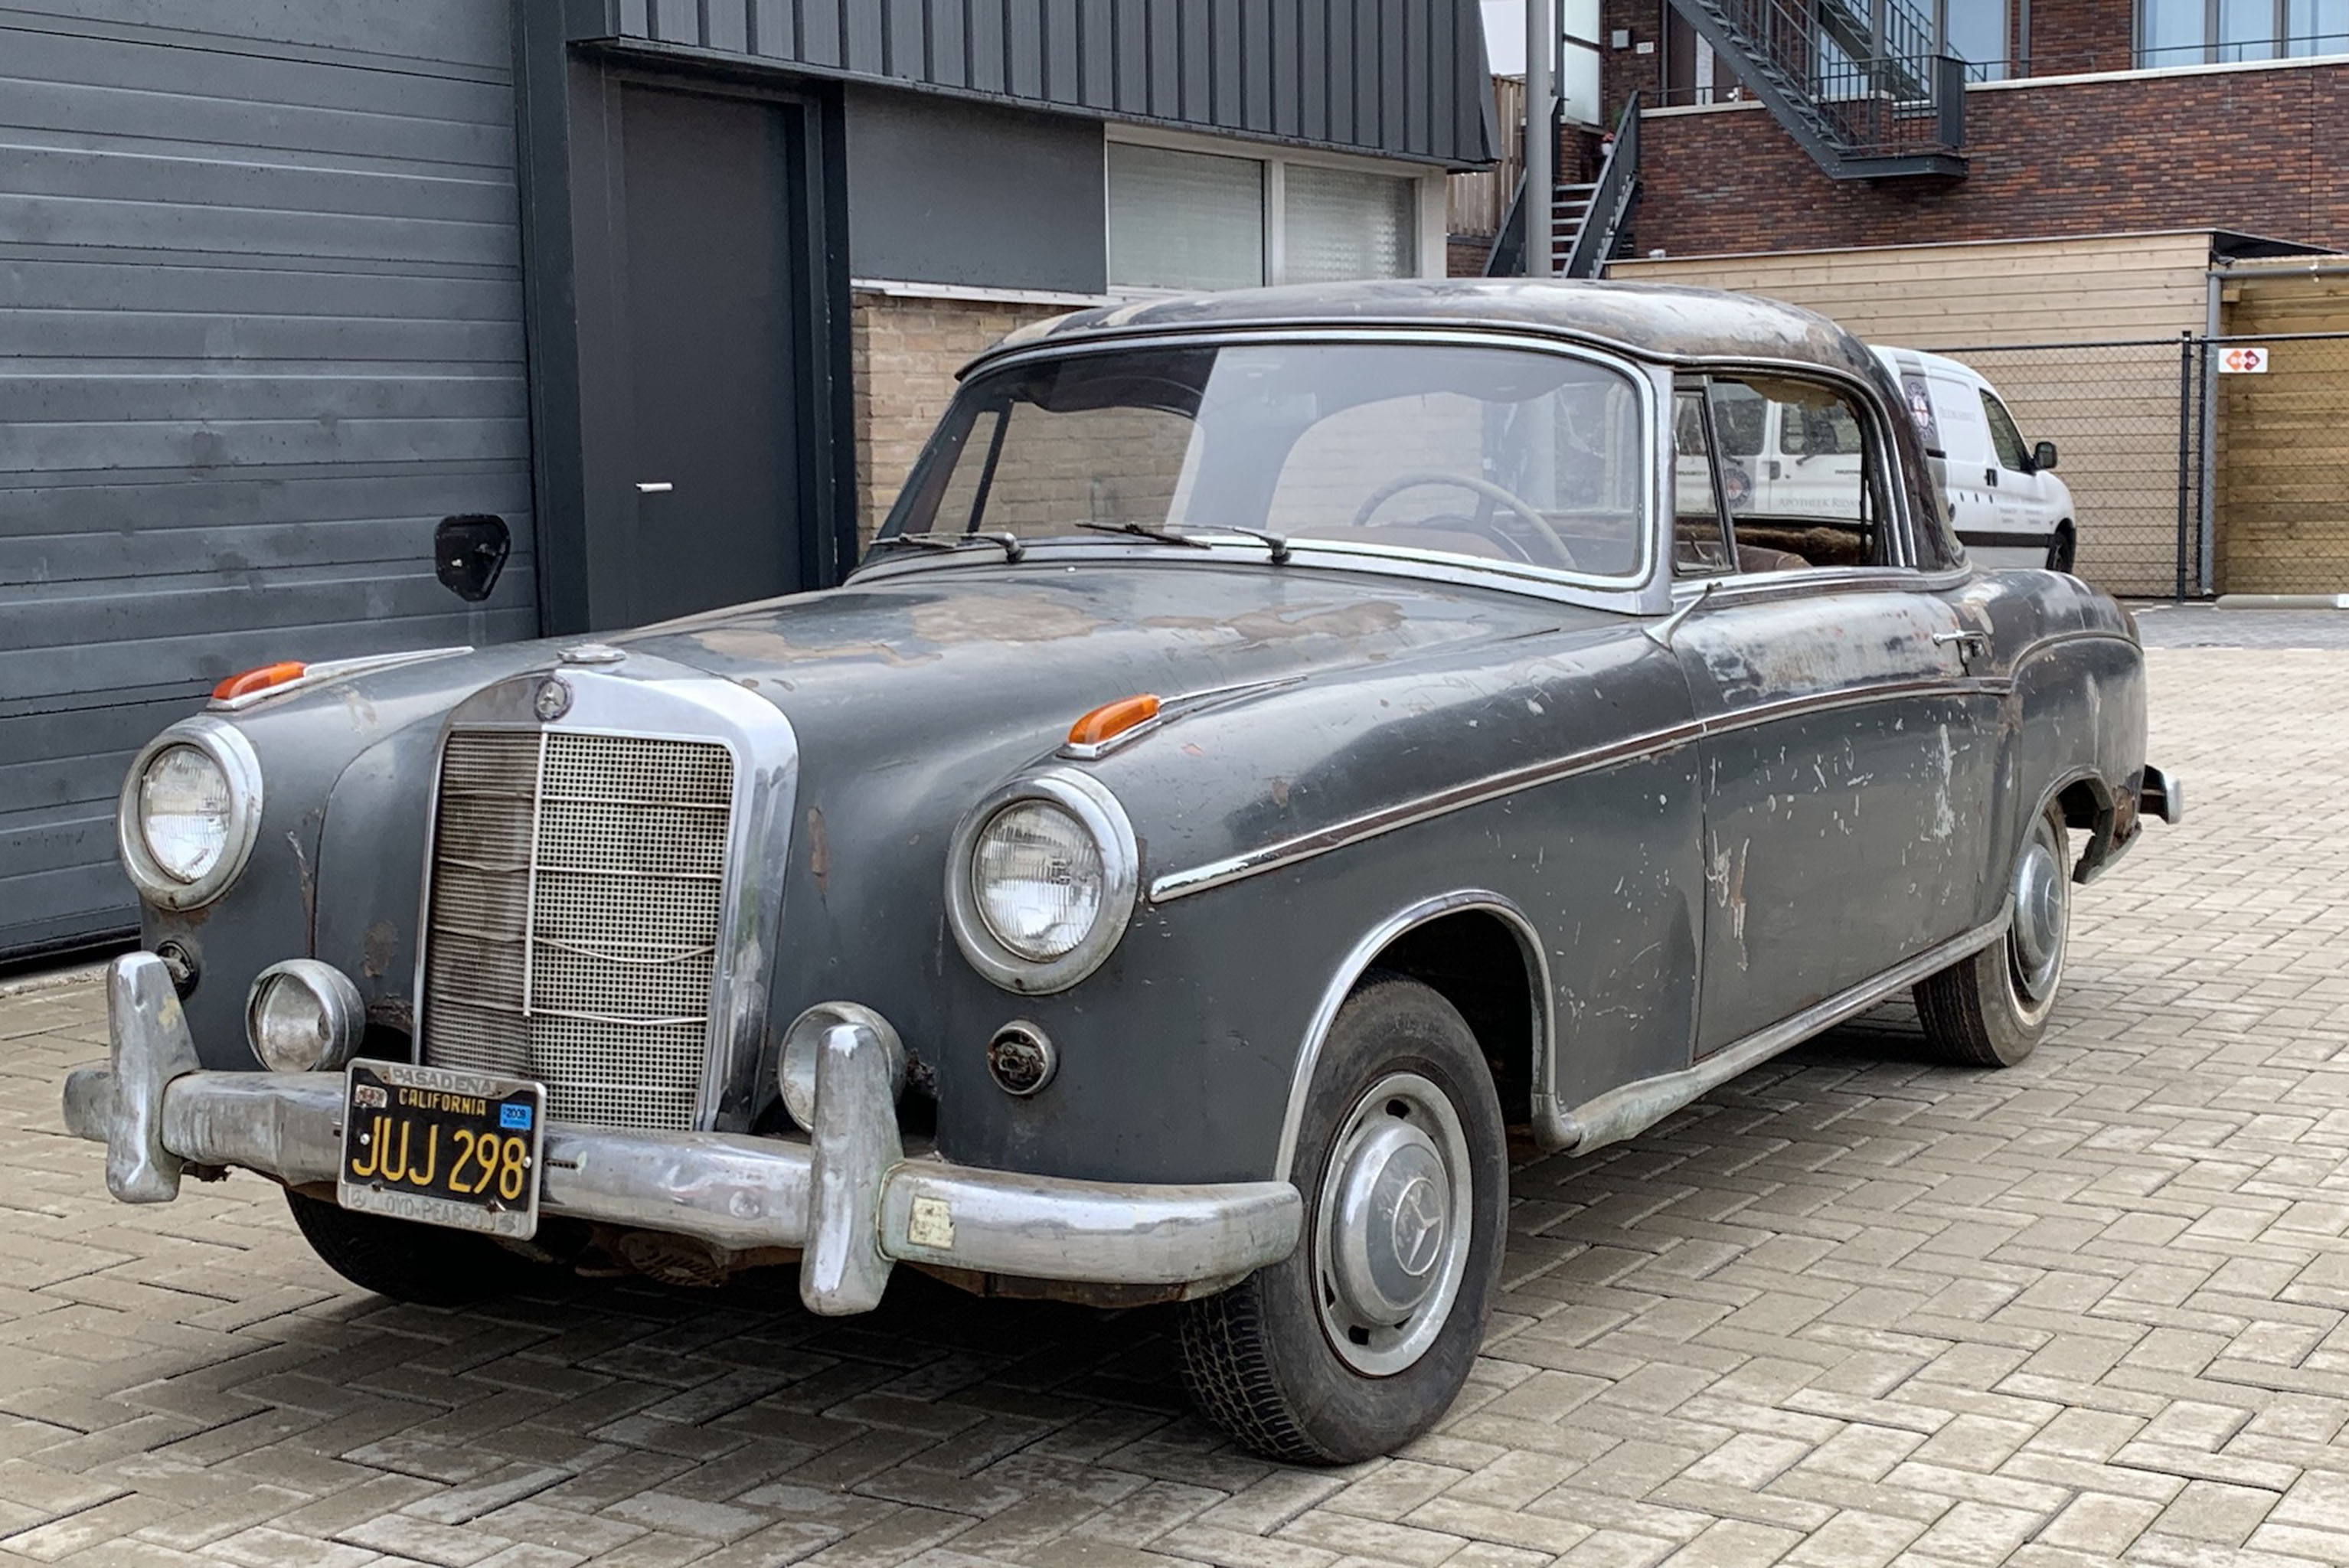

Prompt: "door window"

[1979,391,2030,472]
[1672,384,1733,574]
[1681,373,1891,573]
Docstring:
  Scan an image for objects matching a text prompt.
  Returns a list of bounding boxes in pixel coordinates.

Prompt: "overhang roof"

[580,1,1499,169]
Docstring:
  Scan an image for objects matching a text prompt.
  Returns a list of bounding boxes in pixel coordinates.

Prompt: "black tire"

[2048,524,2076,574]
[1914,801,2071,1068]
[284,1189,536,1306]
[1177,974,1506,1464]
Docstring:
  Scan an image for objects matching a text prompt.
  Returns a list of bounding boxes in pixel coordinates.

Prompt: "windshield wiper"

[1189,524,1294,564]
[1075,520,1211,550]
[871,530,1025,563]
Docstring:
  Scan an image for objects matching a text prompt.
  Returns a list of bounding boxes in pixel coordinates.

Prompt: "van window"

[1980,391,2030,472]
[1707,380,1766,459]
[1929,377,1986,462]
[1778,399,1864,458]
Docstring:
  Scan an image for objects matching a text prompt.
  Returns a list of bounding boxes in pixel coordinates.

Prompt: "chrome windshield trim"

[866,325,1665,602]
[1148,674,2014,904]
[847,543,1668,617]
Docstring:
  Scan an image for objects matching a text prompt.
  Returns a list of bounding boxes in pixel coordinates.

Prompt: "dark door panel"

[620,86,802,623]
[1674,588,2004,1054]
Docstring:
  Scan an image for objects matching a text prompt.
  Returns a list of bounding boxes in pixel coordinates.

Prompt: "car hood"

[613,560,1589,766]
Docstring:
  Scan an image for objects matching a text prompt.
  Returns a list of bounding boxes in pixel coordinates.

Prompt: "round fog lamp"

[245,960,364,1073]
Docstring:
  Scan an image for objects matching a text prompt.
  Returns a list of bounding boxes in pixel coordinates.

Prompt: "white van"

[1674,348,2076,574]
[1872,346,2076,573]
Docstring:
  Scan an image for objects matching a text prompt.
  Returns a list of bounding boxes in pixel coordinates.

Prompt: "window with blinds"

[1281,165,1418,285]
[1106,139,1423,293]
[1106,142,1263,292]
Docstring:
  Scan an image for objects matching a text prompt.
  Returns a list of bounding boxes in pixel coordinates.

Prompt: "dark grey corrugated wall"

[596,0,1496,167]
[0,2,536,960]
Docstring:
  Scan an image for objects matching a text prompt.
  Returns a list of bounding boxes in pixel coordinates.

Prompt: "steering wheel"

[1349,472,1575,567]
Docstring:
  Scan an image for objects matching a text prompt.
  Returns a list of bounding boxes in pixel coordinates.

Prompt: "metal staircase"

[1485,92,1641,281]
[1665,0,1967,180]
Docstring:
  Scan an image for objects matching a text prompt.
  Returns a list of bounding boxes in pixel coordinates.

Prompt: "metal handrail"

[1482,89,1563,278]
[1563,90,1641,279]
[1671,0,1965,166]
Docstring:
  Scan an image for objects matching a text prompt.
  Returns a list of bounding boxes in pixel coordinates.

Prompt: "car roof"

[974,278,1890,387]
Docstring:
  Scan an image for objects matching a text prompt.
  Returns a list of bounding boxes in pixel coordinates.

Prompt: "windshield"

[879,340,1651,580]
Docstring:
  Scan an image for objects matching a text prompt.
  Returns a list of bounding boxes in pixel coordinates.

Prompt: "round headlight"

[117,718,264,910]
[974,801,1105,961]
[139,745,232,883]
[946,772,1139,995]
[246,960,364,1074]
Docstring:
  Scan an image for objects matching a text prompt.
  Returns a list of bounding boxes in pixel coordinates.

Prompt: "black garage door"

[0,2,537,960]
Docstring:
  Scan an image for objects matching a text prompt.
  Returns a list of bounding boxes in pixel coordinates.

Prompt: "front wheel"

[1177,974,1505,1464]
[284,1189,538,1305]
[1914,800,2071,1067]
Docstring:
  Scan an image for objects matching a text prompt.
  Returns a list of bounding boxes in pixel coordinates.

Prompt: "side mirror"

[2031,440,2059,472]
[435,514,510,603]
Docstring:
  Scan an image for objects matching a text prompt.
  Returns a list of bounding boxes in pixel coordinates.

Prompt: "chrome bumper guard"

[2140,764,2185,826]
[64,955,1302,1315]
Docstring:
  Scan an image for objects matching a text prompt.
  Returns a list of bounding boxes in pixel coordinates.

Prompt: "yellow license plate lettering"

[348,1114,384,1179]
[498,1135,528,1202]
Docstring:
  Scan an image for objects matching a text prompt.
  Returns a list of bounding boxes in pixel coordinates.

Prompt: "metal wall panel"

[585,0,1496,167]
[0,1,534,959]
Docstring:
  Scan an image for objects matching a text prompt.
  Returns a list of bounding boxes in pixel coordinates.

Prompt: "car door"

[1980,388,2057,556]
[1669,370,2005,1057]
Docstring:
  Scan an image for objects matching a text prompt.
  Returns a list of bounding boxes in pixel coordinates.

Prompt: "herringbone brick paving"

[5,645,2345,1567]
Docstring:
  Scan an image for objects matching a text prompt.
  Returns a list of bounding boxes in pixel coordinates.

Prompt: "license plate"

[338,1061,544,1239]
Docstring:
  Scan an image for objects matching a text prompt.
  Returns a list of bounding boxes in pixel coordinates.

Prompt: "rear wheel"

[1177,974,1505,1464]
[1915,801,2070,1067]
[284,1189,537,1305]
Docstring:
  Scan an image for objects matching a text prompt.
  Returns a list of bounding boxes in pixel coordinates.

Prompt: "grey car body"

[67,279,2177,1461]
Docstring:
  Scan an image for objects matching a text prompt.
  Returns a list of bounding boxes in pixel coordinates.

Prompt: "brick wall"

[849,289,1074,542]
[1620,60,2349,260]
[2029,0,2136,75]
[1599,0,2135,99]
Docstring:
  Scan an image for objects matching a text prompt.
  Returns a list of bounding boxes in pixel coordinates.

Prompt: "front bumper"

[63,954,1302,1315]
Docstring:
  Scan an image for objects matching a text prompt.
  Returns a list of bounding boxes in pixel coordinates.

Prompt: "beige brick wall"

[851,289,1076,544]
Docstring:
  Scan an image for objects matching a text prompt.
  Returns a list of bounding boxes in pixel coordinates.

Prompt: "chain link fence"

[1919,332,2349,599]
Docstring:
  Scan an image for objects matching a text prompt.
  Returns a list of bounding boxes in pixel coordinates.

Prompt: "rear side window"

[1931,377,1987,461]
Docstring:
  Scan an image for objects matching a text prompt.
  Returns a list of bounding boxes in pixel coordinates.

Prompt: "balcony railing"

[1665,0,1966,177]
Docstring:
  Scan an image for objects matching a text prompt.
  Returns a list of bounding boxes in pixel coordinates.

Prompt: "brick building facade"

[1589,1,2347,260]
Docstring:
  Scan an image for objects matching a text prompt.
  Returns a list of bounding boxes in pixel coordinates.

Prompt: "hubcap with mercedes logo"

[1315,1071,1475,1376]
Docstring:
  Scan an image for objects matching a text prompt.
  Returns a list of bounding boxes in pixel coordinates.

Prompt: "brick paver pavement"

[6,645,2348,1568]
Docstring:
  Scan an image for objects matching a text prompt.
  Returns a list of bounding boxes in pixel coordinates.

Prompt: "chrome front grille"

[420,727,736,1131]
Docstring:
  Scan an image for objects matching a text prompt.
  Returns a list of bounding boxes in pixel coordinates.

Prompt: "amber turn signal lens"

[212,662,307,701]
[1067,694,1161,748]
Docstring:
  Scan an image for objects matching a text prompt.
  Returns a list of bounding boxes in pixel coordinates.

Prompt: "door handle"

[1932,629,1991,666]
[1984,468,1998,487]
[635,481,673,495]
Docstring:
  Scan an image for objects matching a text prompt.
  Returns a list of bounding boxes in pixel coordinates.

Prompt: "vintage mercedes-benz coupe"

[65,280,2179,1462]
